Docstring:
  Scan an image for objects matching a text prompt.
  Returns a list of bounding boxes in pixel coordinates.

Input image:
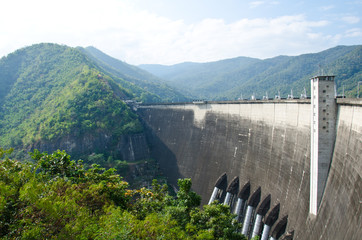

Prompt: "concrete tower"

[310,76,337,215]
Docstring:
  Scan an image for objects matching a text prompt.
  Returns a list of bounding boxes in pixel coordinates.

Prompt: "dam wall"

[137,99,361,240]
[305,99,361,239]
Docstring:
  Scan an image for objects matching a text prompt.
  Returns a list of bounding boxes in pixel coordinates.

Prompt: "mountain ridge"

[139,45,362,99]
[80,46,187,102]
[1,43,361,159]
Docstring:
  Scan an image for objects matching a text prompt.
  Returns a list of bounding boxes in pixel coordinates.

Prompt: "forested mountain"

[140,45,362,100]
[0,44,134,156]
[0,43,186,161]
[80,46,187,102]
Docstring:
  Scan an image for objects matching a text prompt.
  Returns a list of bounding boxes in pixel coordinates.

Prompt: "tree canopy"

[0,148,246,239]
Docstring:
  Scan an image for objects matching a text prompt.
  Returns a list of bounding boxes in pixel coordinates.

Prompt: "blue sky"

[1,0,361,65]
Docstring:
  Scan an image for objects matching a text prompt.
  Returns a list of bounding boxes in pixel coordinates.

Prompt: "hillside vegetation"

[140,45,362,100]
[0,148,245,239]
[0,44,135,147]
[80,46,187,102]
[0,43,170,158]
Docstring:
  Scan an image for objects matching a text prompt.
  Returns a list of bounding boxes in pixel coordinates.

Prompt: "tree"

[187,203,245,240]
[1,149,246,239]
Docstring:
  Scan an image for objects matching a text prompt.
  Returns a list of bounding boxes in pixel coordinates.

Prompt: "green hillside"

[80,46,188,102]
[140,45,362,99]
[0,43,148,156]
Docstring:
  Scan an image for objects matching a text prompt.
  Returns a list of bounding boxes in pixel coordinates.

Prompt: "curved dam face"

[137,99,361,240]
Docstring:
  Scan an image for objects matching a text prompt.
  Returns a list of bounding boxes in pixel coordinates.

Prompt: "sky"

[1,0,361,65]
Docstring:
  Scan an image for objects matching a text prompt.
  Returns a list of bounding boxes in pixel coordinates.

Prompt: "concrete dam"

[137,77,361,240]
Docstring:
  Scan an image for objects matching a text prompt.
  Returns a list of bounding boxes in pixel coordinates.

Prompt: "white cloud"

[345,28,362,37]
[249,1,265,8]
[249,1,279,8]
[342,16,360,24]
[320,5,335,11]
[119,14,334,64]
[0,0,349,65]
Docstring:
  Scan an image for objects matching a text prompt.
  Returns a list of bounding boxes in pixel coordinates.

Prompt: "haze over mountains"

[140,45,362,100]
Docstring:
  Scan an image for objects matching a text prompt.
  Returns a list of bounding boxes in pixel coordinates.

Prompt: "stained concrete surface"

[138,100,361,240]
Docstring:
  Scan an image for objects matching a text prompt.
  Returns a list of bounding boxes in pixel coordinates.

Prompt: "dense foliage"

[0,148,246,239]
[0,44,145,153]
[80,46,187,103]
[140,45,362,100]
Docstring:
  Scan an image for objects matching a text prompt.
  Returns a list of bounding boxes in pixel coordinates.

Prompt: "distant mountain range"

[140,45,362,100]
[0,43,361,159]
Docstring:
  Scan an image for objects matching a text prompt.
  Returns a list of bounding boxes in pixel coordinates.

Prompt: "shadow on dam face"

[143,123,184,189]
